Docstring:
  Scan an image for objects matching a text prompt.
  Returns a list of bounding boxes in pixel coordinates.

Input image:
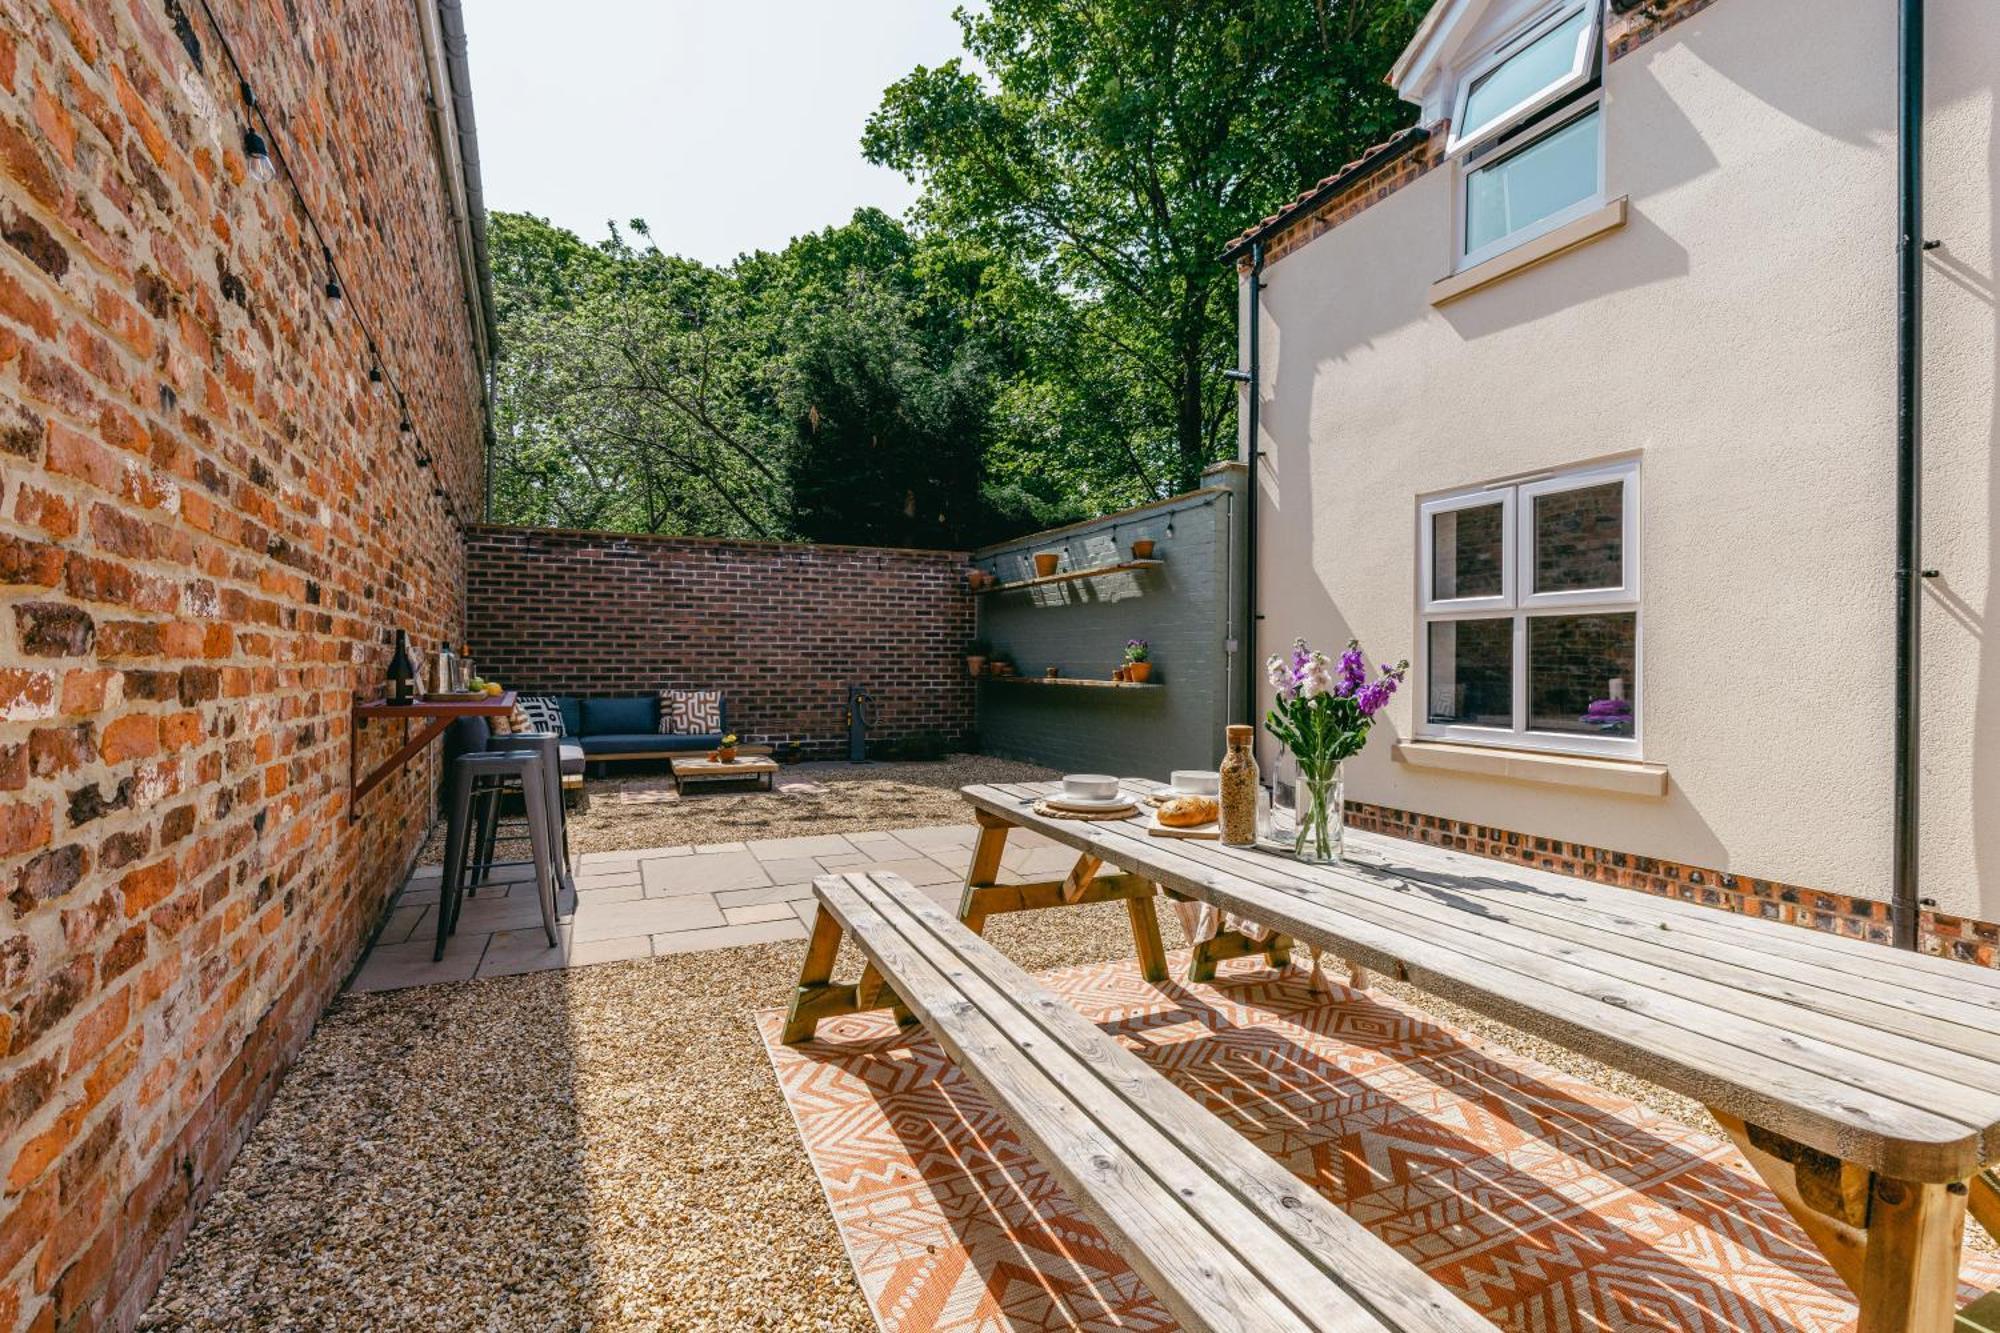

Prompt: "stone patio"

[347,821,1081,991]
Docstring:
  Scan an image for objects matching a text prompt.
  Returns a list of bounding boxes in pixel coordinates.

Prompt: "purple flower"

[1336,642,1366,698]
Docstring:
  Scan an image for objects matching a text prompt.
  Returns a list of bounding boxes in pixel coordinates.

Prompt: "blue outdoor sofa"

[547,693,728,778]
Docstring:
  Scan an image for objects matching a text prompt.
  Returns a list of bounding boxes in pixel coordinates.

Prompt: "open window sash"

[1446,0,1602,158]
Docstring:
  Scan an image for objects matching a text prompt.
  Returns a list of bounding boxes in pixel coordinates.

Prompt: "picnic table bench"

[785,870,1490,1333]
[932,779,2000,1333]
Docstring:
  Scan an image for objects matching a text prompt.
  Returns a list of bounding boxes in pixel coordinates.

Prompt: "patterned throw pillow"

[658,689,723,736]
[518,695,565,736]
[489,703,533,736]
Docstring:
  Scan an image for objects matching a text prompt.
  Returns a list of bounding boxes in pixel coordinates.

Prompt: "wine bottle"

[386,629,417,706]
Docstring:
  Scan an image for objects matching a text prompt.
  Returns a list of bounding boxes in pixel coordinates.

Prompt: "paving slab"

[744,834,855,861]
[572,894,725,942]
[847,857,963,888]
[650,918,806,954]
[476,927,651,979]
[349,937,483,992]
[753,857,823,884]
[724,902,799,926]
[642,851,770,897]
[714,882,817,910]
[377,902,430,946]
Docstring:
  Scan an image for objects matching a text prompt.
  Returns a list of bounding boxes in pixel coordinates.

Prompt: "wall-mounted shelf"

[976,559,1163,595]
[985,676,1162,690]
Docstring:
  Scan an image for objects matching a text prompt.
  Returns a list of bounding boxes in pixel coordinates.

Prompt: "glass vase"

[1292,760,1344,864]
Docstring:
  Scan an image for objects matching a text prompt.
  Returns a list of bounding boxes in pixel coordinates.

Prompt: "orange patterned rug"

[760,951,1999,1332]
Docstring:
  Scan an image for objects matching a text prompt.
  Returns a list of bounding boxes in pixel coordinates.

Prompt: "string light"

[181,0,474,533]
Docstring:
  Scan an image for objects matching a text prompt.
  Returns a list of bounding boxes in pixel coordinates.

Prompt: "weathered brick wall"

[466,527,976,759]
[0,1,486,1326]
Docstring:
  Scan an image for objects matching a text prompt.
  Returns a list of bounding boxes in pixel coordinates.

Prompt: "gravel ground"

[418,753,1059,866]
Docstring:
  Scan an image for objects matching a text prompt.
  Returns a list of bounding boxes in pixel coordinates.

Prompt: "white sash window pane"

[1533,480,1623,593]
[1527,613,1636,735]
[1465,109,1600,257]
[1432,502,1506,600]
[1427,618,1514,728]
[1459,7,1592,146]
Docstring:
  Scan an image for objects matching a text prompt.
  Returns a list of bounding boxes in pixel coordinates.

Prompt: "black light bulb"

[243,127,276,183]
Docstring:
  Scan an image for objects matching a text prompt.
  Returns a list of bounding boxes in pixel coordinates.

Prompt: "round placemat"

[1033,799,1140,821]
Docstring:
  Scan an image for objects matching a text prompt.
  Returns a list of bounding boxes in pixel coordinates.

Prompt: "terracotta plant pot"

[1127,662,1152,683]
[966,655,987,677]
[1112,665,1128,682]
[1131,539,1156,559]
[1045,666,1060,679]
[717,746,738,763]
[1033,552,1061,577]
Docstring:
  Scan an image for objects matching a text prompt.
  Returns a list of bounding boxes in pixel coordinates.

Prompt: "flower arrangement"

[1122,639,1150,664]
[1263,639,1408,862]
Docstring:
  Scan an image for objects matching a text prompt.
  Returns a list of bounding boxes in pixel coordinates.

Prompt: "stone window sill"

[1391,739,1668,797]
[1429,196,1629,307]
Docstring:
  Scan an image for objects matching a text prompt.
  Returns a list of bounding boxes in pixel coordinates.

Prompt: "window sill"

[1429,196,1628,307]
[1392,739,1667,797]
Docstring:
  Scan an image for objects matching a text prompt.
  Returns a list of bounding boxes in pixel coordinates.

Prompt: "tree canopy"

[487,0,1432,541]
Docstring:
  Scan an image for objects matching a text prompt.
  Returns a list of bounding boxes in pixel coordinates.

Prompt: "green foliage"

[488,0,1433,538]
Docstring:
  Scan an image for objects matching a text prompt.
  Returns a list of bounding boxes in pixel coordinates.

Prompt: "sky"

[463,1,970,266]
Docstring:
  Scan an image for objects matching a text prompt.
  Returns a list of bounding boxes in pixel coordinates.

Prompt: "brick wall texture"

[0,1,486,1327]
[466,527,976,759]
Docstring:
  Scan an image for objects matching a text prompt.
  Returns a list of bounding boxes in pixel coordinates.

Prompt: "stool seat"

[438,749,559,961]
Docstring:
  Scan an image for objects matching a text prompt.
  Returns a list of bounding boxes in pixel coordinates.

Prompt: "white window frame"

[1445,0,1602,159]
[1457,96,1606,270]
[1416,459,1641,759]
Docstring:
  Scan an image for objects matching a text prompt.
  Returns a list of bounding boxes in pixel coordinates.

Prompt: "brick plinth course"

[0,1,486,1328]
[466,527,976,760]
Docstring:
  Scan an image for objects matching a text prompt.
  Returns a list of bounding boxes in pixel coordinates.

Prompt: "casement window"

[1417,459,1639,757]
[1448,2,1605,269]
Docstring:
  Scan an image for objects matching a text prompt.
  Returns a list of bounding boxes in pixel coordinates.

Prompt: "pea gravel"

[145,800,1990,1327]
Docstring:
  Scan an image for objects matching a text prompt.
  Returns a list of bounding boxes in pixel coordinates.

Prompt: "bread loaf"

[1157,796,1218,828]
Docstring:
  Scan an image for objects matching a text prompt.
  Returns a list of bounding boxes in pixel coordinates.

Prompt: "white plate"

[1042,792,1135,813]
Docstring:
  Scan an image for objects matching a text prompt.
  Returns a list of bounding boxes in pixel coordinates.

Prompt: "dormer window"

[1447,3,1600,156]
[1448,2,1605,269]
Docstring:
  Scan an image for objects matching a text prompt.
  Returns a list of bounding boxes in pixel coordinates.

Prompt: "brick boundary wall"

[1348,803,2000,969]
[0,4,486,1329]
[466,526,976,760]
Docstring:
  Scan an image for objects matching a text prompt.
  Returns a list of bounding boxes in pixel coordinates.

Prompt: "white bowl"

[1169,769,1220,797]
[1062,773,1120,801]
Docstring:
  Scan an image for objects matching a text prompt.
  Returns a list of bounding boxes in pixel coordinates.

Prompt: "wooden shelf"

[985,676,1162,690]
[976,558,1163,594]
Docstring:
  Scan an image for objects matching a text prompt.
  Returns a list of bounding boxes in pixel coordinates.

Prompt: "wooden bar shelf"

[985,676,1162,690]
[976,559,1163,595]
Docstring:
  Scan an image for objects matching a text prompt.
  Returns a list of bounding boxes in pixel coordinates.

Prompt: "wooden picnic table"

[958,779,2000,1333]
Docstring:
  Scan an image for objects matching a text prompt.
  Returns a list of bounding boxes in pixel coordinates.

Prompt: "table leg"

[1189,928,1292,983]
[1125,890,1167,984]
[783,908,856,1044]
[1856,1176,1966,1333]
[956,811,1011,933]
[1061,852,1103,904]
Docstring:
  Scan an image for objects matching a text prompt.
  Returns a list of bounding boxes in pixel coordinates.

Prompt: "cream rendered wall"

[1246,0,1999,921]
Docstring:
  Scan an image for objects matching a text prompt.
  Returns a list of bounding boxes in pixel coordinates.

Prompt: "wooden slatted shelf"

[976,558,1163,594]
[985,676,1162,690]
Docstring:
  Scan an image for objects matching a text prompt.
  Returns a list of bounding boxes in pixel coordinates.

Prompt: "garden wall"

[973,464,1249,777]
[0,3,489,1327]
[466,527,976,759]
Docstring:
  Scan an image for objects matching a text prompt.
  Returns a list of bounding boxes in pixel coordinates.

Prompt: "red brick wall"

[0,1,486,1327]
[466,526,976,759]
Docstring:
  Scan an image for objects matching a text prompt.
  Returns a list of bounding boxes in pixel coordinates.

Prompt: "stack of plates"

[1044,773,1133,813]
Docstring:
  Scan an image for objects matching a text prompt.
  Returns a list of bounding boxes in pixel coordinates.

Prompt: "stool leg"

[541,741,574,898]
[437,764,477,962]
[519,762,560,947]
[472,786,500,889]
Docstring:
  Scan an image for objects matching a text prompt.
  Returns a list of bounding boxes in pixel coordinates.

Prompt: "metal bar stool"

[437,749,558,961]
[478,730,576,898]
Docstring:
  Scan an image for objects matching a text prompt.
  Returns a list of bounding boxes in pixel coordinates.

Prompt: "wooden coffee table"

[670,753,778,794]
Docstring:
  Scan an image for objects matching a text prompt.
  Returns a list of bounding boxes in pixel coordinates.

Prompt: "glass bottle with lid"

[1218,724,1259,847]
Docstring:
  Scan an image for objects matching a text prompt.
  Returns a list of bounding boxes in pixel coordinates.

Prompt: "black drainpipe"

[1890,0,1925,951]
[1237,242,1266,727]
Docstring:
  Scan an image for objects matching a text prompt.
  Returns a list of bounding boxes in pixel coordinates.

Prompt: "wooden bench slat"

[815,873,1486,1333]
[874,875,1493,1333]
[967,783,1997,1181]
[812,876,1337,1333]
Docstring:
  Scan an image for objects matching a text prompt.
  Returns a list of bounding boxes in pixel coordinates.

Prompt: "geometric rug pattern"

[761,951,2000,1332]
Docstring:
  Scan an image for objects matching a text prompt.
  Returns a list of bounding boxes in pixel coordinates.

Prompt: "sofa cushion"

[581,695,658,736]
[660,688,724,735]
[519,695,565,736]
[558,741,586,776]
[556,696,583,738]
[578,732,717,756]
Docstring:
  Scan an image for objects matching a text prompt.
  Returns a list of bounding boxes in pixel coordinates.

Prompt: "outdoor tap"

[846,685,875,764]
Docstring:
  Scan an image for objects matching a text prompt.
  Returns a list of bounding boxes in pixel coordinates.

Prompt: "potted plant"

[715,733,740,763]
[1122,639,1152,683]
[1131,538,1156,559]
[966,638,990,677]
[1033,551,1061,577]
[1264,639,1407,863]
